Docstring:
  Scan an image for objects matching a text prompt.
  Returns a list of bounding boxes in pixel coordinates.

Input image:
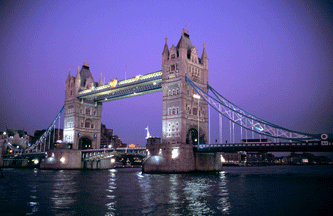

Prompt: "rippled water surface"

[1,165,332,216]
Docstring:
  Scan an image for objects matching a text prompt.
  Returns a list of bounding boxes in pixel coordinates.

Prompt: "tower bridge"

[1,26,332,171]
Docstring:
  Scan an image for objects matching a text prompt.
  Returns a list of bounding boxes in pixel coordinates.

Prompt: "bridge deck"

[194,140,333,152]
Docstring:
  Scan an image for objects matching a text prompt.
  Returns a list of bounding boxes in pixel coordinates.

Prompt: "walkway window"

[85,120,91,128]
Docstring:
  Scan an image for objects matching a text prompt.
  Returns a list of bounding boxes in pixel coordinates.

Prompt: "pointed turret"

[66,69,71,82]
[201,42,208,69]
[99,73,103,86]
[162,36,169,62]
[75,66,81,90]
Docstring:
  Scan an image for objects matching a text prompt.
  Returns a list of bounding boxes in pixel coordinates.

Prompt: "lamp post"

[193,94,201,145]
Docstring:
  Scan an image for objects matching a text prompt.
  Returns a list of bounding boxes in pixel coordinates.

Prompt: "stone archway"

[187,128,198,145]
[79,137,92,150]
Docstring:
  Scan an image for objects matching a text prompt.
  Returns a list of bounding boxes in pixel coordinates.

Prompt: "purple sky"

[1,1,332,149]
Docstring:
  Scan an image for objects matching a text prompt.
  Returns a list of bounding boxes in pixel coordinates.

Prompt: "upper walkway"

[77,71,162,102]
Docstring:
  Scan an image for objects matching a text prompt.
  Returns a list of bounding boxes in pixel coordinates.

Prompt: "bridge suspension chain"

[24,106,65,153]
[185,76,318,141]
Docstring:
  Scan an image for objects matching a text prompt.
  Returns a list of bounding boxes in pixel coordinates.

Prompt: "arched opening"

[79,137,92,150]
[186,128,198,145]
[186,128,205,145]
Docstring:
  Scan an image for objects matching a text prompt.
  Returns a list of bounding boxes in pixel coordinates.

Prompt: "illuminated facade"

[143,26,212,173]
[162,26,209,146]
[63,61,103,150]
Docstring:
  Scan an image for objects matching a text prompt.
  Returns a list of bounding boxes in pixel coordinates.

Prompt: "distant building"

[128,144,140,148]
[221,153,241,163]
[100,124,113,148]
[2,129,31,149]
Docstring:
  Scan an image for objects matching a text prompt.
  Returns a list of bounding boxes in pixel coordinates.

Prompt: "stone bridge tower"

[143,27,221,173]
[63,61,103,150]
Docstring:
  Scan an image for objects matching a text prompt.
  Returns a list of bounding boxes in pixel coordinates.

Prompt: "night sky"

[1,1,332,149]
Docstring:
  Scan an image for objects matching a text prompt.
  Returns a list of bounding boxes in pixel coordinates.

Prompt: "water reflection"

[27,181,39,215]
[218,171,231,214]
[183,176,216,215]
[50,170,78,215]
[105,169,117,215]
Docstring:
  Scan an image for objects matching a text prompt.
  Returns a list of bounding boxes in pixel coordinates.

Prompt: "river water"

[1,165,332,216]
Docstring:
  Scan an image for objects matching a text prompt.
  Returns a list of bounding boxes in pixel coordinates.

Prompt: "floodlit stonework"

[143,27,222,173]
[63,61,103,150]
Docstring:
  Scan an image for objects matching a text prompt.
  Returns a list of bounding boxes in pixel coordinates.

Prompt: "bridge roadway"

[194,140,333,152]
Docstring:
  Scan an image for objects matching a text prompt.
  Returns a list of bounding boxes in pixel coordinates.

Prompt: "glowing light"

[193,94,201,99]
[172,149,179,159]
[110,158,115,163]
[51,153,55,157]
[109,77,118,88]
[33,159,39,165]
[60,157,66,163]
[221,155,226,163]
[3,132,6,135]
[159,148,162,155]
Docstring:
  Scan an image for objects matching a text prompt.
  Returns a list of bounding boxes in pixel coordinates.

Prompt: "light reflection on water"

[49,170,78,216]
[218,171,231,214]
[1,166,333,216]
[106,169,117,214]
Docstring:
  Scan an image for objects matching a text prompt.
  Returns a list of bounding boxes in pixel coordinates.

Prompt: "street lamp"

[193,94,201,145]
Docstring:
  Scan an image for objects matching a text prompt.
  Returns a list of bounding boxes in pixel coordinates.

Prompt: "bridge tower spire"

[143,26,221,173]
[63,61,103,150]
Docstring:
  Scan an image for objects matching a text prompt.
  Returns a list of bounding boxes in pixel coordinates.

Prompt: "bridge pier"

[195,152,222,171]
[143,143,196,173]
[143,140,222,173]
[40,149,82,169]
